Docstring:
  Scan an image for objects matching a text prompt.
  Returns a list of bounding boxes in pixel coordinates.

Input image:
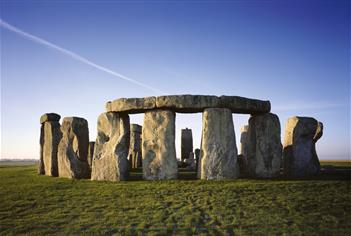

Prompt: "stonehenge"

[283,116,323,178]
[129,124,142,169]
[91,112,130,181]
[58,117,91,179]
[142,110,178,180]
[181,128,193,162]
[39,94,324,181]
[244,113,282,178]
[38,113,62,176]
[200,108,239,180]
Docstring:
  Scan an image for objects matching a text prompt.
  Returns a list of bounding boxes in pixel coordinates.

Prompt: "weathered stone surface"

[219,96,271,114]
[156,95,220,113]
[239,125,249,177]
[87,141,95,168]
[142,110,178,180]
[244,113,282,178]
[39,113,62,176]
[195,148,200,171]
[40,113,61,124]
[185,152,196,170]
[106,95,270,114]
[240,125,249,155]
[283,116,323,178]
[58,117,90,179]
[42,121,62,176]
[129,124,142,169]
[181,128,193,161]
[38,124,45,175]
[200,108,239,180]
[91,112,130,181]
[106,97,156,114]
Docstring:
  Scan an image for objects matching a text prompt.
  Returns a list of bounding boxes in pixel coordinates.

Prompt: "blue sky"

[1,0,350,160]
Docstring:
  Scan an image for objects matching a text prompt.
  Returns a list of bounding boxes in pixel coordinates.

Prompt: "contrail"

[0,19,165,94]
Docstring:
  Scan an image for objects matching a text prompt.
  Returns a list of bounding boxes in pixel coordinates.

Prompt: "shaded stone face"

[181,128,193,162]
[106,95,271,114]
[40,113,61,124]
[87,141,95,168]
[200,108,239,180]
[129,124,142,169]
[38,113,62,176]
[42,121,62,177]
[239,125,249,177]
[91,112,130,181]
[283,116,323,178]
[142,110,178,180]
[244,113,282,178]
[58,117,90,179]
[156,95,220,113]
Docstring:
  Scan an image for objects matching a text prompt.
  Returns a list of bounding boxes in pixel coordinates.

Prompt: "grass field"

[0,165,350,235]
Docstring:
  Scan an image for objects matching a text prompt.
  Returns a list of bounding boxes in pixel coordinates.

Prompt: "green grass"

[0,165,350,235]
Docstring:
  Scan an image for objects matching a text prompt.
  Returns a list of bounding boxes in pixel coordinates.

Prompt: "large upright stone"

[38,113,62,176]
[58,117,90,179]
[283,116,323,178]
[91,112,130,181]
[200,108,239,180]
[238,125,249,177]
[195,148,200,171]
[181,128,193,162]
[244,113,282,178]
[142,110,178,180]
[129,124,142,169]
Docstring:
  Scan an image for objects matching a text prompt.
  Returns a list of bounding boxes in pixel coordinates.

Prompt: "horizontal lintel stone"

[106,95,270,114]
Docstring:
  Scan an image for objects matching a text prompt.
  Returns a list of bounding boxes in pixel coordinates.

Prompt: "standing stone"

[283,116,323,178]
[58,117,90,179]
[200,108,239,180]
[142,110,178,180]
[195,148,200,171]
[87,141,95,169]
[38,113,62,176]
[244,113,282,178]
[38,124,45,175]
[238,125,249,177]
[91,112,130,181]
[129,124,142,169]
[181,128,193,162]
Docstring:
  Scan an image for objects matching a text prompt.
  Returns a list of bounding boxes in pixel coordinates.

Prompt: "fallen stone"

[244,113,282,178]
[106,97,156,114]
[91,112,130,181]
[58,117,90,179]
[142,110,178,180]
[283,116,323,178]
[200,108,239,180]
[185,152,196,170]
[40,113,61,124]
[181,128,193,161]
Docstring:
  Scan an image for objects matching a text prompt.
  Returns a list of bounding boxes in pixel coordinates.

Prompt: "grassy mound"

[0,165,350,235]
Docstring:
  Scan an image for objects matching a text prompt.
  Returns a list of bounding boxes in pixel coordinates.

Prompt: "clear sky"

[1,0,350,160]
